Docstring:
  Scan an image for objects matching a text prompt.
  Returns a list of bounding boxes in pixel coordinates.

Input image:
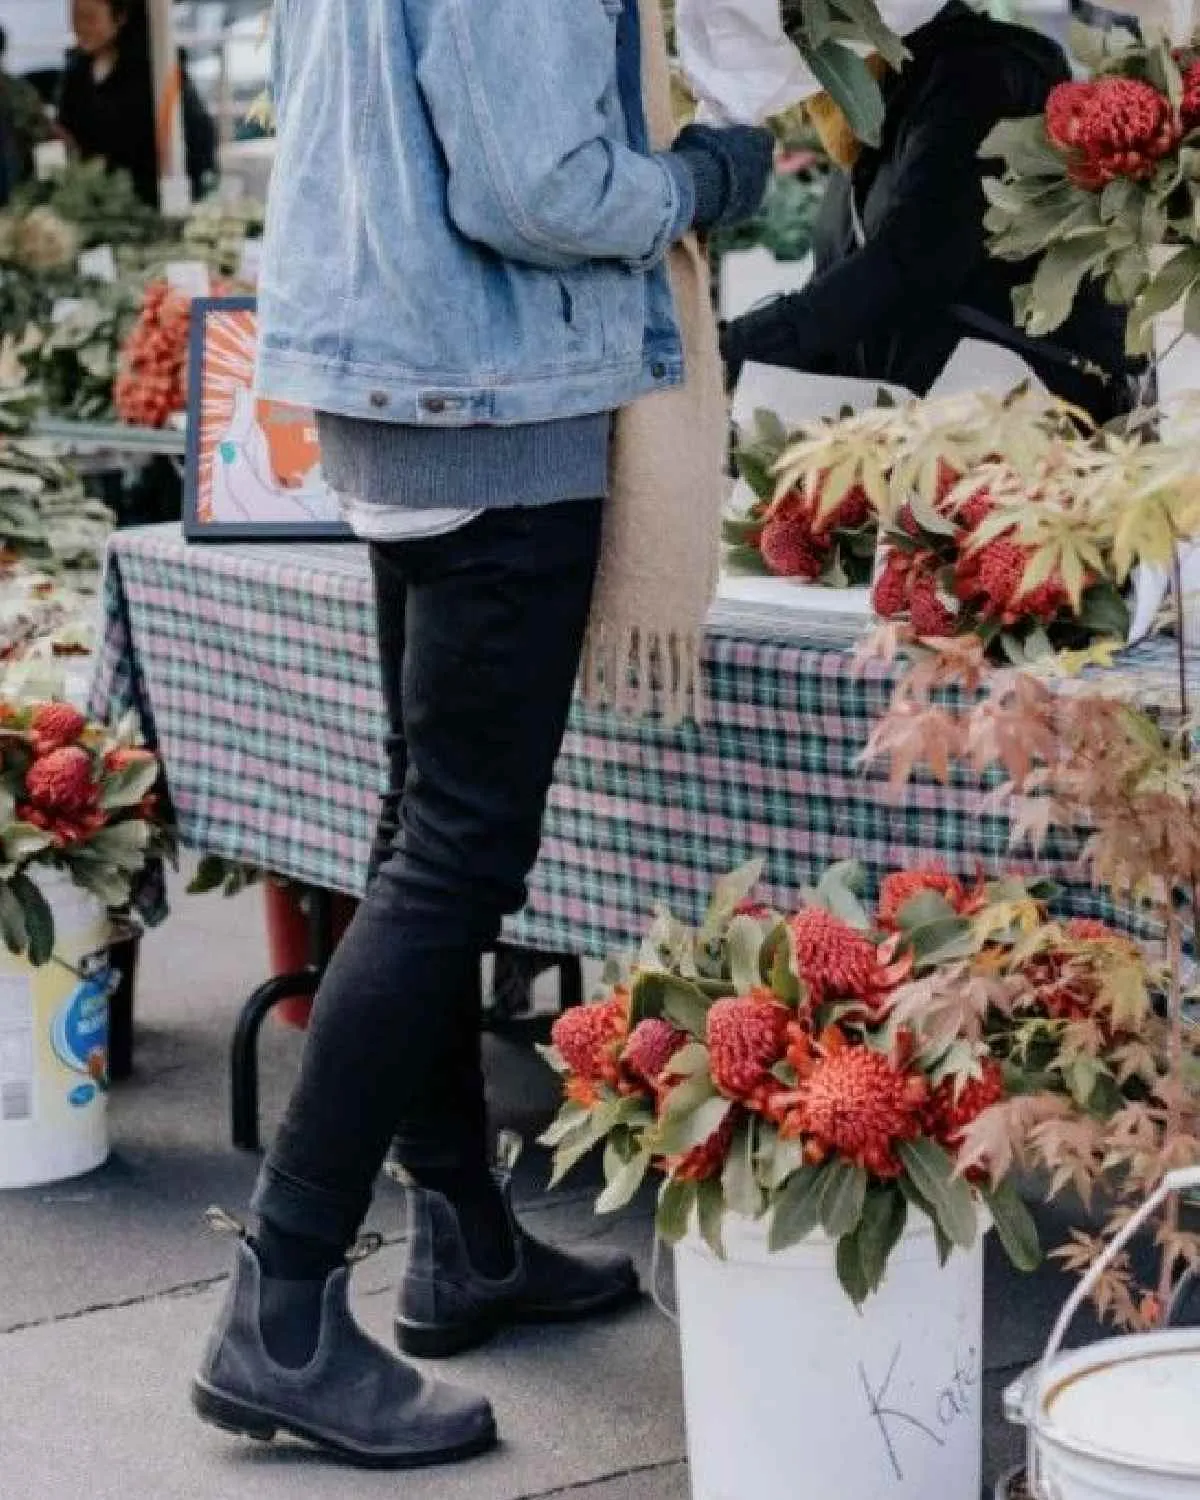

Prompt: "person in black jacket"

[58,0,216,208]
[722,2,1130,420]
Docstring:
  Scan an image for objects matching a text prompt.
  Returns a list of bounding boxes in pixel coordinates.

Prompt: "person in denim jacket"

[193,0,772,1469]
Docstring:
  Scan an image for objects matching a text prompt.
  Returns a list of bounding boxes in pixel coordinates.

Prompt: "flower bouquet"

[0,698,174,964]
[870,461,1131,660]
[725,408,879,583]
[540,858,1153,1300]
[983,24,1200,351]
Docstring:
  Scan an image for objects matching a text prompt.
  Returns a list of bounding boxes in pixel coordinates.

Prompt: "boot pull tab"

[494,1129,523,1180]
[204,1205,248,1239]
[346,1232,384,1266]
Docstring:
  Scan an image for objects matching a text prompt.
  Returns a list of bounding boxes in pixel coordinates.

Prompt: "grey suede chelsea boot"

[194,1235,496,1467]
[395,1177,640,1358]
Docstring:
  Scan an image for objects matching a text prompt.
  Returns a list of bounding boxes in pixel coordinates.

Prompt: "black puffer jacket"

[722,3,1131,419]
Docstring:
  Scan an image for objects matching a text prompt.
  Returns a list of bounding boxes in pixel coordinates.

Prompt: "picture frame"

[183,296,351,541]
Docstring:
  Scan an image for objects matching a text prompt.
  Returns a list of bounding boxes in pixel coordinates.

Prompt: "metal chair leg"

[230,970,320,1151]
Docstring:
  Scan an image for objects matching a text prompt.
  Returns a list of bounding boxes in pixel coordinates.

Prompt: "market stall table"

[91,524,1173,1144]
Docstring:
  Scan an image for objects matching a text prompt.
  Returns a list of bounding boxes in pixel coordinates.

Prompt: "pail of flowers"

[0,698,170,1187]
[541,862,1156,1500]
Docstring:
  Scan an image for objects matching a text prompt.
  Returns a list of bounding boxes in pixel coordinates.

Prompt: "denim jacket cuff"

[625,153,695,272]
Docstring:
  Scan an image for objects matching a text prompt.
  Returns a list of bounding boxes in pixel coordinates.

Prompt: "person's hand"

[671,123,775,235]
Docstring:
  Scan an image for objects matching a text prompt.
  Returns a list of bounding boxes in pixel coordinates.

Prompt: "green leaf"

[895,890,957,931]
[857,1184,908,1292]
[1024,235,1110,337]
[815,860,872,930]
[768,926,804,1007]
[770,1163,830,1251]
[723,1117,765,1218]
[662,977,716,1039]
[764,1134,808,1192]
[3,822,55,863]
[909,916,976,968]
[820,1160,869,1239]
[726,915,765,995]
[697,1177,726,1259]
[596,1149,651,1215]
[538,1101,590,1148]
[549,1098,623,1187]
[664,1041,710,1080]
[836,1226,871,1308]
[0,883,28,955]
[100,759,158,811]
[186,853,232,896]
[724,544,770,576]
[984,1180,1042,1273]
[805,42,885,147]
[1079,579,1130,638]
[10,872,54,966]
[657,1178,698,1246]
[704,860,765,932]
[981,117,1068,178]
[655,1095,733,1158]
[897,1139,978,1250]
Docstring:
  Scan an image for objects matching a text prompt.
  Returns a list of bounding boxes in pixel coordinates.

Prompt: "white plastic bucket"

[0,870,111,1189]
[674,1209,985,1500]
[1014,1167,1200,1500]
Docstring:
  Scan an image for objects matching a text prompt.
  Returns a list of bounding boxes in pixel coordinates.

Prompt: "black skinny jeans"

[252,500,603,1250]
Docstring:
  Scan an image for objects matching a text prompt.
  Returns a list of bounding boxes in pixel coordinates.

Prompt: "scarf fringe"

[580,620,707,727]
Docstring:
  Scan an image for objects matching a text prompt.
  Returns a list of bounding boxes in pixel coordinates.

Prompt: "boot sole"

[191,1379,497,1468]
[395,1275,642,1359]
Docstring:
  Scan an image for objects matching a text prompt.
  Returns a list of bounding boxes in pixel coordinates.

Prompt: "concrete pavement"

[0,871,1088,1500]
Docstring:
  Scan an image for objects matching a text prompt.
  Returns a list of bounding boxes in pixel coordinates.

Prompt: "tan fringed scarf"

[579,0,728,726]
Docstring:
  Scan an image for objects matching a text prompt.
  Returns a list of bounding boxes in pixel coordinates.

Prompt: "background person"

[0,22,51,185]
[721,1,1131,419]
[58,0,215,207]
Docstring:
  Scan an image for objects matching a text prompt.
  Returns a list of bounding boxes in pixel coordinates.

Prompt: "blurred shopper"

[58,0,215,207]
[722,1,1130,419]
[0,23,51,184]
[190,0,773,1473]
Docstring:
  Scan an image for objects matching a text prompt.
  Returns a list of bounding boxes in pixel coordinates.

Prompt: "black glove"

[671,123,775,235]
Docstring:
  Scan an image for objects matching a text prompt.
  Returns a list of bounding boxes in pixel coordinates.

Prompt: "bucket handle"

[650,1231,679,1326]
[1027,1165,1200,1496]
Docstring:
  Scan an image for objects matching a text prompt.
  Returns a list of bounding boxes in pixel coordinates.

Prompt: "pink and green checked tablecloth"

[90,524,1174,957]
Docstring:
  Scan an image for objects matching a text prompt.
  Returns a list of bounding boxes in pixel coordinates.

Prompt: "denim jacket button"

[369,390,390,409]
[422,396,447,414]
[651,361,666,379]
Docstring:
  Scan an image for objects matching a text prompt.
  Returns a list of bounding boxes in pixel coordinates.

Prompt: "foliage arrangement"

[861,595,1200,1328]
[983,24,1200,351]
[0,440,113,591]
[0,566,94,669]
[19,290,136,423]
[8,162,164,251]
[726,409,878,584]
[539,857,1163,1305]
[0,698,174,965]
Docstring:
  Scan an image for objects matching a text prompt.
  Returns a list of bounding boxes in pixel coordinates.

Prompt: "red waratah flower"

[670,1108,737,1183]
[785,1041,929,1179]
[1046,76,1179,190]
[1183,61,1200,132]
[759,494,827,580]
[19,804,107,848]
[706,993,791,1110]
[734,899,776,921]
[872,550,912,619]
[1065,917,1133,949]
[551,994,628,1089]
[926,1059,1006,1154]
[814,482,870,535]
[621,1018,688,1091]
[788,909,905,1008]
[877,868,966,931]
[909,569,959,637]
[30,703,87,755]
[953,488,995,533]
[24,745,97,814]
[956,537,1070,627]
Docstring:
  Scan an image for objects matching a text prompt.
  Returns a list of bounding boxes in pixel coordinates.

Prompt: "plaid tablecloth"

[91,524,1173,959]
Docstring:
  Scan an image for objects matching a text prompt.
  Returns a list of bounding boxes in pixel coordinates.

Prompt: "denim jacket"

[256,0,694,426]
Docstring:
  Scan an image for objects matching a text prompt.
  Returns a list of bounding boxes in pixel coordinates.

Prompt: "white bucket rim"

[1035,1328,1200,1480]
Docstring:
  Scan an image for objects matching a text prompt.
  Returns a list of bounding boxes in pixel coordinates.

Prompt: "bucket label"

[50,955,114,1094]
[860,1340,981,1483]
[0,975,34,1122]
